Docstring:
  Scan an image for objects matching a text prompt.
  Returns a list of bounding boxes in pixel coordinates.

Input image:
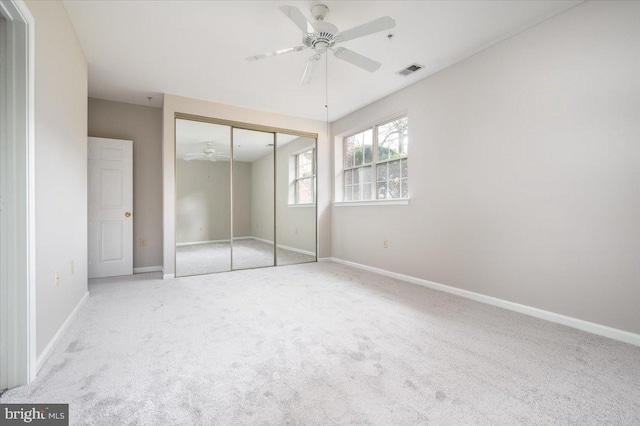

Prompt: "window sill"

[333,199,410,207]
[288,203,316,208]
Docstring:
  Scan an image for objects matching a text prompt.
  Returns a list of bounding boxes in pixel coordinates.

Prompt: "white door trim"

[0,0,36,386]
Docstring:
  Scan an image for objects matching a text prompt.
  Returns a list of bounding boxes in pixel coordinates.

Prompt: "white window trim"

[341,114,409,203]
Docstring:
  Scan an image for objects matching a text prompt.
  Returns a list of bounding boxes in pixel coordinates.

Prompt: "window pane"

[378,136,389,161]
[297,150,313,178]
[399,117,409,156]
[377,181,387,199]
[389,160,401,180]
[387,177,401,199]
[353,181,361,200]
[354,132,363,166]
[377,163,387,182]
[361,166,372,184]
[364,129,373,164]
[344,136,355,168]
[353,167,360,185]
[401,158,408,178]
[401,178,408,198]
[378,116,408,161]
[297,177,313,203]
[363,183,372,200]
[345,169,352,185]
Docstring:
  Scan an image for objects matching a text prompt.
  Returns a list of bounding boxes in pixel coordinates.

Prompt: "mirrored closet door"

[175,117,317,277]
[275,133,317,266]
[232,128,275,270]
[175,119,232,276]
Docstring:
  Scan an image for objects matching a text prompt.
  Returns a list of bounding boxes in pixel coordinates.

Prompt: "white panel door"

[88,137,133,278]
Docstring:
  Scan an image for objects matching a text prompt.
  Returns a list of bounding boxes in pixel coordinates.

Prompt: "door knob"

[125,212,132,217]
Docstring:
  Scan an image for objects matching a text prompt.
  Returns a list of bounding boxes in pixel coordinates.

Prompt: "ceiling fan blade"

[333,47,381,72]
[246,46,306,61]
[301,55,320,85]
[279,5,316,34]
[184,153,206,161]
[336,16,395,43]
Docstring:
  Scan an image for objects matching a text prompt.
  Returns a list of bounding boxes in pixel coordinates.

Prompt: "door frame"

[0,0,36,387]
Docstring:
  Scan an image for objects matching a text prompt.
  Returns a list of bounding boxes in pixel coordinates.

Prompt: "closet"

[174,116,317,277]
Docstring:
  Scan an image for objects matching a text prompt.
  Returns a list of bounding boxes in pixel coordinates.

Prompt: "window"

[343,115,408,201]
[293,149,315,204]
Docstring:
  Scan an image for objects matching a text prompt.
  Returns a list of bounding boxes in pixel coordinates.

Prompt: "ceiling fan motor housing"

[303,21,339,53]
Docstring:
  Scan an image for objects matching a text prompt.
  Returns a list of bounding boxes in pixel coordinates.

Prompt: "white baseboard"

[176,239,228,247]
[328,257,640,347]
[249,237,315,257]
[162,274,175,280]
[133,266,162,274]
[249,236,273,245]
[277,244,315,257]
[36,291,90,373]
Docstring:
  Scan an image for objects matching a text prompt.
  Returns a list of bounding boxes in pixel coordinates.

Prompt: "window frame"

[342,114,408,202]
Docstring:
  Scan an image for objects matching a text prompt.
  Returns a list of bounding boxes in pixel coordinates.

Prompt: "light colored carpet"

[2,262,639,425]
[176,239,315,276]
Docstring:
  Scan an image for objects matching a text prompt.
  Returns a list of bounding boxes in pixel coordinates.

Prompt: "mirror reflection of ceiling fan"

[183,143,231,162]
[246,4,395,84]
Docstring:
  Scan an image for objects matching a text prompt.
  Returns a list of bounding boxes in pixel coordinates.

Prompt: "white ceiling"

[175,119,302,162]
[63,0,581,121]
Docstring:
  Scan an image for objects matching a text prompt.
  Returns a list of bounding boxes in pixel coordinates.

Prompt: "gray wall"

[176,160,251,243]
[25,0,89,357]
[233,162,252,238]
[250,154,275,242]
[331,1,640,334]
[87,98,162,269]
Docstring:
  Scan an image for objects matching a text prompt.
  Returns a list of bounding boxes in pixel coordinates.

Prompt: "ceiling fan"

[246,4,395,84]
[183,143,231,162]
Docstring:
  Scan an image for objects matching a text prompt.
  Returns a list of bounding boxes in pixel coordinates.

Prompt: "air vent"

[397,64,424,76]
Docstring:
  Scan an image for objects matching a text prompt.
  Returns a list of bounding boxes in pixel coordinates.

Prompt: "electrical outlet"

[140,237,147,247]
[54,270,59,286]
[70,261,74,275]
[383,239,388,248]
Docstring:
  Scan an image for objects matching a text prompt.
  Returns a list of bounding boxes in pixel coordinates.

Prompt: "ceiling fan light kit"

[246,4,395,84]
